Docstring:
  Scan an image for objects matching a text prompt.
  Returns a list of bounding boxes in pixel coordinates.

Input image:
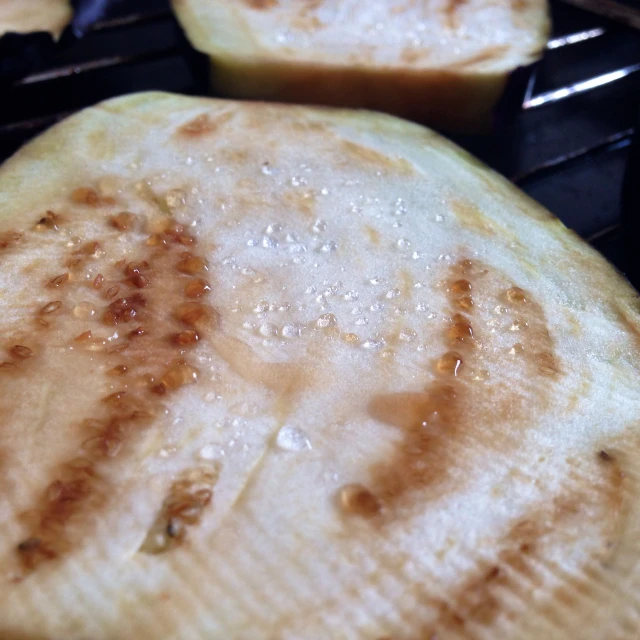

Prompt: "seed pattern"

[15,204,215,574]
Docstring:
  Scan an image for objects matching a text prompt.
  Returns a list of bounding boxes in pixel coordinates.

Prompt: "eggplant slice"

[0,92,639,639]
[171,0,550,133]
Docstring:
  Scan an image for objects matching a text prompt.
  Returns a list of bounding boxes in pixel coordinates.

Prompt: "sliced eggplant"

[0,93,638,639]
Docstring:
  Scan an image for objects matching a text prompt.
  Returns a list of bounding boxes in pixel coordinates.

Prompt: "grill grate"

[1,0,639,278]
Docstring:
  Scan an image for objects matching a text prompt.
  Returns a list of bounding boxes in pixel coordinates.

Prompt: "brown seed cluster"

[140,465,219,554]
[341,260,480,518]
[435,264,478,377]
[15,195,217,574]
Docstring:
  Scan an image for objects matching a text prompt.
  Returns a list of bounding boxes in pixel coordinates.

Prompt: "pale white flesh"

[0,0,71,38]
[0,93,639,640]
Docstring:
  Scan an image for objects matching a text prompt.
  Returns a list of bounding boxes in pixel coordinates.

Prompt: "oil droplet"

[510,319,528,332]
[198,444,218,459]
[317,313,337,329]
[262,236,279,249]
[259,323,279,337]
[276,426,311,452]
[457,295,474,310]
[312,219,326,234]
[74,302,96,319]
[165,188,186,209]
[393,198,407,216]
[156,362,198,393]
[320,241,337,253]
[448,314,473,342]
[341,332,360,344]
[176,254,207,275]
[398,329,417,342]
[339,484,381,517]
[437,352,463,376]
[509,343,525,355]
[506,287,528,304]
[362,338,385,350]
[281,323,301,339]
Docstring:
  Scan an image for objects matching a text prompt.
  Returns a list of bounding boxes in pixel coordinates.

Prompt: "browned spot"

[290,11,324,32]
[0,231,23,250]
[361,260,560,515]
[210,333,302,394]
[428,454,627,635]
[283,189,317,220]
[364,225,381,246]
[450,198,497,237]
[400,47,425,64]
[614,301,640,359]
[340,140,415,176]
[244,0,277,8]
[177,111,234,137]
[444,0,468,28]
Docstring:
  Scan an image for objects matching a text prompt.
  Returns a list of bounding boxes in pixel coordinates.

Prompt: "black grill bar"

[17,46,183,85]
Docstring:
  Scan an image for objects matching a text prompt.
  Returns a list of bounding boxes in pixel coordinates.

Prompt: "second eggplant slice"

[171,0,550,132]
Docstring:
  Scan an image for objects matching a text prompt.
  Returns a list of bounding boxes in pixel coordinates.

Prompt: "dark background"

[1,0,639,285]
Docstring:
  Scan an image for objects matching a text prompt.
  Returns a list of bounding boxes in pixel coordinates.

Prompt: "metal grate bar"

[586,222,622,243]
[90,9,172,31]
[17,47,182,85]
[547,27,606,49]
[523,62,640,109]
[512,129,634,183]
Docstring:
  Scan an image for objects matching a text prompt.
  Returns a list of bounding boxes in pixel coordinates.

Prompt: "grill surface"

[1,0,639,283]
